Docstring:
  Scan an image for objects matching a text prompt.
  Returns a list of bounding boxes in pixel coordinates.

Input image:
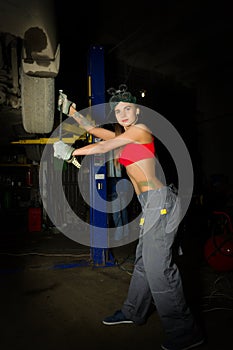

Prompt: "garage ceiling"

[63,1,233,87]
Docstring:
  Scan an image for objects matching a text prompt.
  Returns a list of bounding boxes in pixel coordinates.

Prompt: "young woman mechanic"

[54,87,204,350]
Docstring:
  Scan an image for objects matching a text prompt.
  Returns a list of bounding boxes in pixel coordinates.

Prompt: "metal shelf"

[0,163,32,167]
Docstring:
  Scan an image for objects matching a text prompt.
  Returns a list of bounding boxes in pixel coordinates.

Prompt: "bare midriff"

[125,158,164,195]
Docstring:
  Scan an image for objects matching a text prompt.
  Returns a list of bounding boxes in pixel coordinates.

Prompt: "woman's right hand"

[58,91,76,116]
[57,90,95,131]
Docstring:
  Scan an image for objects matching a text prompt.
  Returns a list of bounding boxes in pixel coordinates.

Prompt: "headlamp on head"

[107,84,137,111]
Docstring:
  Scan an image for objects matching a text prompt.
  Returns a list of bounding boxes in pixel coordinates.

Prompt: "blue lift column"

[87,45,115,266]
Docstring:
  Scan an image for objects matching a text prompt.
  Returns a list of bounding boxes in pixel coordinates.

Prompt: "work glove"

[53,141,81,168]
[58,91,76,115]
[58,90,96,130]
[54,140,74,161]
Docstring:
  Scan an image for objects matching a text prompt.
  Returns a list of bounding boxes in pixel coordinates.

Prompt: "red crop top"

[118,137,155,167]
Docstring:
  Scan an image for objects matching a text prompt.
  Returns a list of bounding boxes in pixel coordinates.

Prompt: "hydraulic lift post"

[87,45,115,266]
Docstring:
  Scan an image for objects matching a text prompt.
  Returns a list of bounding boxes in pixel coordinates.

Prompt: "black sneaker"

[161,335,204,350]
[102,310,134,325]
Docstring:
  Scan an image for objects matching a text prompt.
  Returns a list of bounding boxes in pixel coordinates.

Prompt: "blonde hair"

[114,123,124,167]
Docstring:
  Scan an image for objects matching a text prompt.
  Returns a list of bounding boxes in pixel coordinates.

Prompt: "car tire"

[21,69,55,133]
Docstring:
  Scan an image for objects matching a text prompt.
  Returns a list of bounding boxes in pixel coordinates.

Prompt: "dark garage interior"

[0,1,233,349]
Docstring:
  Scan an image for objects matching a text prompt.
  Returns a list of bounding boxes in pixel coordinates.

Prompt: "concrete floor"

[0,229,233,350]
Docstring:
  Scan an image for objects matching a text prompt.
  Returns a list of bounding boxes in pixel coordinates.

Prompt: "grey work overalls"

[121,185,197,343]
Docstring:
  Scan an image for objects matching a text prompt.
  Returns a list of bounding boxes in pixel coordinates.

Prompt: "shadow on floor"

[0,230,232,350]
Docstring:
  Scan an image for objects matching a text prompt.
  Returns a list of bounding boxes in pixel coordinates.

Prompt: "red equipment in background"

[28,207,42,232]
[204,211,233,272]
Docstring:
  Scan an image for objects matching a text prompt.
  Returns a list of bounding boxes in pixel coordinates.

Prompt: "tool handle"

[58,90,63,140]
